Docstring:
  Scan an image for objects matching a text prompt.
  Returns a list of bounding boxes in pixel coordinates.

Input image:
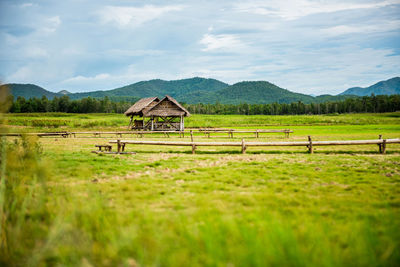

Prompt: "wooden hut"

[124,95,190,131]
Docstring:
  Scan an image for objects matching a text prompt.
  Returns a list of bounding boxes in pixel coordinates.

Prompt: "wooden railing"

[2,129,293,138]
[109,136,400,154]
[0,132,70,137]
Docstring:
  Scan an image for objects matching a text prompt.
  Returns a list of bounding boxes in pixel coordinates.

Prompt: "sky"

[0,0,399,95]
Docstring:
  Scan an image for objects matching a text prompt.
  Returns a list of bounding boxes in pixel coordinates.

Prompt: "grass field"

[1,113,400,266]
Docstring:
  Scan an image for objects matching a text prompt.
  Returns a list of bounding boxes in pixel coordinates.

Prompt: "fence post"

[192,144,196,154]
[382,139,387,154]
[378,135,382,153]
[241,138,246,154]
[117,139,121,154]
[308,136,313,154]
[190,130,194,142]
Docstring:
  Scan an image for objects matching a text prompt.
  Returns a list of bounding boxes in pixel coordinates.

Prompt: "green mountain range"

[2,77,399,104]
[340,77,400,96]
[1,83,60,100]
[68,77,228,101]
[179,81,316,104]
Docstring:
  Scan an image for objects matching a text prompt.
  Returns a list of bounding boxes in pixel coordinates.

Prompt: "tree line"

[9,95,133,113]
[183,94,400,115]
[7,94,400,115]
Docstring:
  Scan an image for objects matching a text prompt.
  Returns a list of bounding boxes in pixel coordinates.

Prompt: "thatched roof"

[124,97,159,116]
[144,95,190,117]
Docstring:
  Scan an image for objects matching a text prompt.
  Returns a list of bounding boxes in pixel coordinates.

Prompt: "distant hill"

[0,83,61,99]
[314,94,356,103]
[4,76,399,105]
[68,77,229,100]
[340,77,400,96]
[58,90,71,95]
[179,81,315,104]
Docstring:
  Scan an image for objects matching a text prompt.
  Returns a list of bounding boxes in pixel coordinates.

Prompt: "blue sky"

[0,0,399,95]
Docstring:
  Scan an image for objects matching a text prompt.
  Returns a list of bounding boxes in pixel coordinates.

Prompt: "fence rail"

[2,129,293,138]
[109,136,400,154]
[0,132,70,137]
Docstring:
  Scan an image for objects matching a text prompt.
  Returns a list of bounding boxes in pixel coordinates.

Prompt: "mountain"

[179,81,315,104]
[1,78,351,104]
[0,83,61,99]
[340,77,400,96]
[58,90,71,95]
[314,94,356,103]
[4,76,398,105]
[68,77,229,100]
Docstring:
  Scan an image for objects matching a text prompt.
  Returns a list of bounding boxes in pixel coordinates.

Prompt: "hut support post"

[151,116,154,131]
[128,116,133,129]
[179,115,184,131]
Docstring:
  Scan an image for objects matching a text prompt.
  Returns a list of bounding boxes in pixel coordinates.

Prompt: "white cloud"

[8,66,34,82]
[321,20,400,36]
[41,16,61,33]
[24,47,48,58]
[200,34,245,51]
[107,49,165,57]
[62,73,111,84]
[98,5,183,27]
[1,1,399,94]
[20,3,34,8]
[234,0,400,20]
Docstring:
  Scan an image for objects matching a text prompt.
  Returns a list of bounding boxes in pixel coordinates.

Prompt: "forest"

[7,94,400,115]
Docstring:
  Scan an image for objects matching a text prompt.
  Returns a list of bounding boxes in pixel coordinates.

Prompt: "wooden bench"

[95,145,112,152]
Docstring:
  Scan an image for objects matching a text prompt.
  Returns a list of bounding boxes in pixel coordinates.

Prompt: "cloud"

[62,73,111,84]
[107,49,165,57]
[41,16,61,33]
[234,0,400,20]
[0,1,399,94]
[97,5,183,27]
[24,47,48,58]
[320,20,400,36]
[20,3,34,8]
[200,34,245,51]
[8,66,34,82]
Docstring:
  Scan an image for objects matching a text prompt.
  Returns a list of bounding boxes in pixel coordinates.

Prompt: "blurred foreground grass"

[0,112,399,266]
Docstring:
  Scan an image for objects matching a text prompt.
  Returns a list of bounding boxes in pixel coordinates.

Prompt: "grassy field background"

[1,112,400,266]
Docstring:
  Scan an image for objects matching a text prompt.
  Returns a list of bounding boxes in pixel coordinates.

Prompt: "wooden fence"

[70,129,292,138]
[109,136,400,154]
[2,129,293,138]
[0,132,70,138]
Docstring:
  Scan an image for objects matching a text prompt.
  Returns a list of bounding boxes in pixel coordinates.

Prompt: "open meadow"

[1,112,400,266]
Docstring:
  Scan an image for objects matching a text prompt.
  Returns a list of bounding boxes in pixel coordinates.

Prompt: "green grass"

[1,113,400,266]
[3,112,400,132]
